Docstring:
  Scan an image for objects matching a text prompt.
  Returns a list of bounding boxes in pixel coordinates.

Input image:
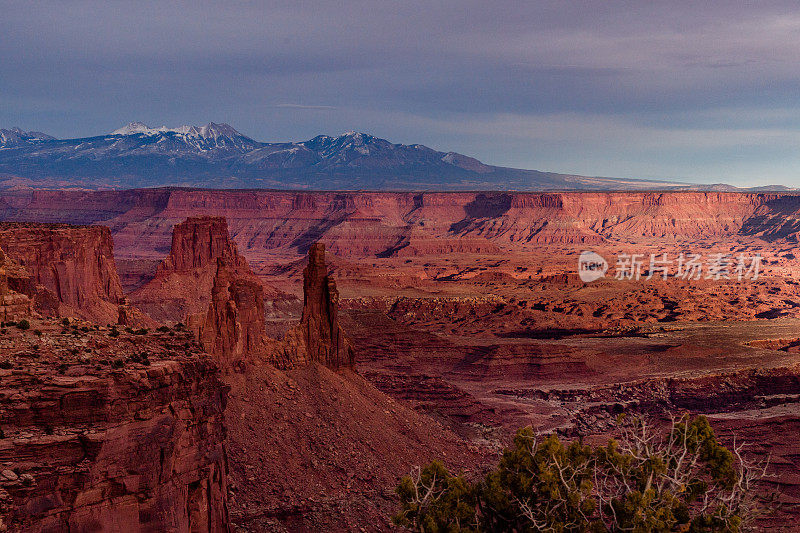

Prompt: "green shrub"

[395,416,764,532]
[394,461,479,532]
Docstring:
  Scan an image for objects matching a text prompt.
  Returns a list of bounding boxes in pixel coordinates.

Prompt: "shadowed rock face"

[0,320,230,532]
[0,222,123,323]
[298,243,354,369]
[197,258,267,371]
[133,216,256,323]
[0,248,32,321]
[188,235,354,371]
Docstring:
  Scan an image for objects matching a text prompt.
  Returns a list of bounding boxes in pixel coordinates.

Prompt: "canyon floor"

[2,189,800,530]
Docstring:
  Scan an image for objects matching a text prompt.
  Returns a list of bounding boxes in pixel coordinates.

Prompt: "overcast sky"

[3,1,800,186]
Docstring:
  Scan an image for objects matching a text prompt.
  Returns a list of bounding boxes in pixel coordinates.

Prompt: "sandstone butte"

[0,216,466,532]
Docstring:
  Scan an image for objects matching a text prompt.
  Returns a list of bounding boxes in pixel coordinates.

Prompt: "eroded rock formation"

[132,216,258,323]
[0,249,32,321]
[0,319,229,532]
[0,222,124,323]
[195,259,267,371]
[158,215,247,274]
[294,243,354,368]
[195,241,354,372]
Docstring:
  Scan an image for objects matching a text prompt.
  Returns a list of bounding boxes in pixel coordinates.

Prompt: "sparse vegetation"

[394,416,767,532]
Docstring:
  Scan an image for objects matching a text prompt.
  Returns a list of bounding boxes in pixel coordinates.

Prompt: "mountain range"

[0,123,787,191]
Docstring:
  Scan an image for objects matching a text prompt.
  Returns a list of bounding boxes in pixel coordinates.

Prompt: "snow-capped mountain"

[107,122,262,153]
[0,123,690,190]
[0,127,55,148]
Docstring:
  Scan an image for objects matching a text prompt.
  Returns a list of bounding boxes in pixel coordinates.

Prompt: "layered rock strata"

[0,222,123,323]
[131,216,259,323]
[0,319,230,532]
[0,249,32,321]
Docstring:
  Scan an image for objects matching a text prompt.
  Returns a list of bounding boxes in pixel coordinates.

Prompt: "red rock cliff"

[4,189,800,260]
[0,222,124,323]
[158,216,246,274]
[266,243,354,369]
[193,240,353,371]
[0,248,32,321]
[132,216,255,323]
[195,259,267,371]
[0,320,229,532]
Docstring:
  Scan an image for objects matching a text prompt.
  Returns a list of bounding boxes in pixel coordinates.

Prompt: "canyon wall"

[0,222,124,323]
[0,249,32,321]
[1,190,797,263]
[0,321,230,532]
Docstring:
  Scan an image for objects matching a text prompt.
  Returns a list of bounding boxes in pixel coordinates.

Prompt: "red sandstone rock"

[0,249,32,321]
[196,241,354,372]
[158,216,247,274]
[196,259,267,371]
[131,216,263,323]
[295,243,354,368]
[0,319,229,532]
[0,222,124,323]
[2,189,787,260]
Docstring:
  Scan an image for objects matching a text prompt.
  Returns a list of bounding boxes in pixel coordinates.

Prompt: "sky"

[3,1,800,186]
